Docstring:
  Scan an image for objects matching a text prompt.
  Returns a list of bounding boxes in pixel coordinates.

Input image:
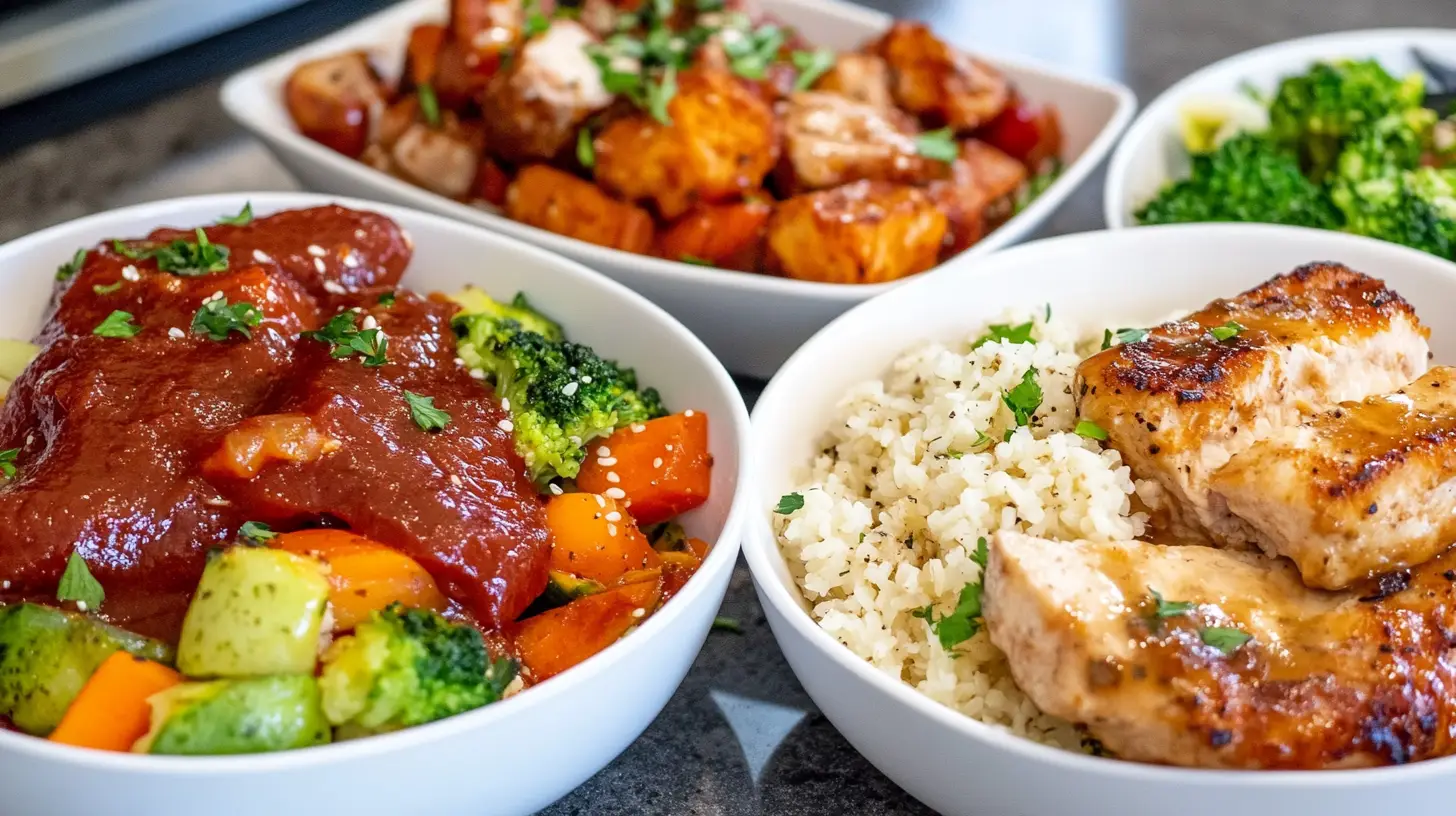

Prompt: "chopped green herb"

[945,449,965,459]
[302,311,388,367]
[0,448,17,479]
[57,551,104,611]
[645,66,678,125]
[973,320,1035,349]
[1147,588,1195,629]
[913,538,990,650]
[577,128,596,169]
[377,291,397,307]
[93,310,140,338]
[404,390,451,432]
[1075,420,1108,441]
[791,48,835,91]
[1101,327,1150,350]
[217,202,254,226]
[1044,303,1052,321]
[711,616,743,633]
[1002,368,1042,427]
[523,0,550,37]
[1003,427,1015,442]
[192,297,263,341]
[115,228,230,277]
[1200,626,1252,656]
[914,128,960,163]
[1208,320,1246,342]
[55,248,87,282]
[1014,160,1064,214]
[418,82,441,128]
[775,492,805,514]
[724,23,785,80]
[971,430,993,450]
[696,0,725,11]
[678,254,714,266]
[238,520,276,545]
[91,281,123,295]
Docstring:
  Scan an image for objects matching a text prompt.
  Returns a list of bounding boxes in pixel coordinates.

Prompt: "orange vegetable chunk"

[576,412,713,526]
[513,573,663,681]
[273,529,449,631]
[48,652,181,752]
[202,414,336,480]
[544,493,661,584]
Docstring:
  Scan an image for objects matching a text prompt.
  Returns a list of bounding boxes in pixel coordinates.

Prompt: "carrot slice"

[512,572,663,681]
[577,412,713,526]
[49,652,181,752]
[406,23,448,87]
[545,493,661,584]
[274,530,448,631]
[203,414,337,480]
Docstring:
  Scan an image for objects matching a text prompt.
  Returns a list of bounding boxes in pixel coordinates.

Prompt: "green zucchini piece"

[647,521,688,552]
[539,570,604,608]
[0,603,172,735]
[176,547,329,679]
[137,675,331,755]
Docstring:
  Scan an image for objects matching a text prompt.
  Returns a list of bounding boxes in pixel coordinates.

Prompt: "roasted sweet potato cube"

[873,21,1009,132]
[284,53,384,159]
[655,200,773,270]
[777,91,948,194]
[766,181,947,284]
[481,19,614,163]
[594,68,778,219]
[506,165,655,253]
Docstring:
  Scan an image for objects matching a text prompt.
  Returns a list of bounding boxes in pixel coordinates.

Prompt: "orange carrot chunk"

[49,652,181,752]
[274,529,449,632]
[513,573,663,681]
[545,493,661,584]
[576,412,712,526]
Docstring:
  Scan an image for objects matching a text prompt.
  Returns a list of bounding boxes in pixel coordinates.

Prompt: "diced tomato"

[979,99,1063,169]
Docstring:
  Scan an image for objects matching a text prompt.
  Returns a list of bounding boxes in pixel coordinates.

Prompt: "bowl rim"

[1103,26,1456,230]
[742,221,1456,787]
[0,191,754,773]
[218,0,1139,304]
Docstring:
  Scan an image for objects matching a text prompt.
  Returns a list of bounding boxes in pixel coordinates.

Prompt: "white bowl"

[0,193,752,816]
[219,0,1137,379]
[1105,28,1456,230]
[744,224,1456,816]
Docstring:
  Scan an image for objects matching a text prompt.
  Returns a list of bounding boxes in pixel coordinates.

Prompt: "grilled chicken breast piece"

[985,532,1456,769]
[1076,263,1429,544]
[1211,366,1456,589]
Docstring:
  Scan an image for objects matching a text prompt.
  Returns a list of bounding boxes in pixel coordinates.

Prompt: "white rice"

[775,310,1148,751]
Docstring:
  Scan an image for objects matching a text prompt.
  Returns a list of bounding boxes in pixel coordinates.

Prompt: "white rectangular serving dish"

[222,0,1137,379]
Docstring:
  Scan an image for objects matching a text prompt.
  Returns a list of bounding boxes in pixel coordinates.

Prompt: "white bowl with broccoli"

[1105,28,1456,257]
[0,193,752,816]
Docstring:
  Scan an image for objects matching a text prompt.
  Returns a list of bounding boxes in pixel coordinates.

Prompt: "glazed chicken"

[1076,263,1429,545]
[985,532,1456,769]
[1210,366,1456,589]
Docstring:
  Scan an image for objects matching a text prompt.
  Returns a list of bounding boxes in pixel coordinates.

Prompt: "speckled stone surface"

[3,1,1455,813]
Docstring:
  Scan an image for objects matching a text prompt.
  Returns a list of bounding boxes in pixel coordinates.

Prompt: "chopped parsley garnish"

[913,537,989,650]
[0,448,17,479]
[724,23,786,80]
[523,0,550,37]
[238,520,276,544]
[114,228,230,277]
[791,48,835,91]
[418,82,441,128]
[945,449,966,459]
[971,430,993,450]
[577,128,596,169]
[1002,368,1043,427]
[1014,159,1064,215]
[1075,420,1108,441]
[57,551,104,611]
[1149,588,1194,622]
[711,616,743,633]
[645,66,678,125]
[192,297,263,341]
[1199,626,1252,656]
[1101,327,1150,350]
[302,311,388,367]
[775,492,805,514]
[914,128,960,163]
[404,390,451,432]
[377,291,397,307]
[679,254,714,266]
[55,248,87,282]
[1208,320,1246,342]
[93,310,141,338]
[217,202,254,226]
[973,320,1035,349]
[92,281,123,295]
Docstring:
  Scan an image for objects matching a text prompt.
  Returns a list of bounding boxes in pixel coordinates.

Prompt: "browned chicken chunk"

[1076,263,1429,544]
[926,139,1027,254]
[765,181,947,284]
[776,92,946,195]
[985,532,1456,769]
[507,164,656,253]
[872,21,1010,132]
[1211,366,1456,589]
[480,19,614,163]
[284,52,385,159]
[812,53,895,108]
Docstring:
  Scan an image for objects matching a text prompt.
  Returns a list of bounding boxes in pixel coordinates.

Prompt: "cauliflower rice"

[774,311,1148,750]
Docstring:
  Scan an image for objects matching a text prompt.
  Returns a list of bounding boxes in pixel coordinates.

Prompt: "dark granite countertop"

[3,1,1455,813]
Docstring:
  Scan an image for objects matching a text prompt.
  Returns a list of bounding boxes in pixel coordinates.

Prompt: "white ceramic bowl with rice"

[743,224,1456,816]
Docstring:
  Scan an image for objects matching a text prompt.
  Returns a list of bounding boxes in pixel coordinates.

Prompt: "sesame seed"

[342,253,360,268]
[597,446,611,457]
[75,600,88,612]
[607,523,618,537]
[594,494,606,508]
[1,580,10,590]
[581,375,592,383]
[569,435,582,445]
[209,290,225,302]
[24,435,32,446]
[253,249,273,264]
[323,280,346,294]
[665,444,674,451]
[501,398,510,410]
[354,229,368,240]
[605,487,626,499]
[548,483,564,496]
[314,258,327,274]
[684,409,695,417]
[653,457,663,468]
[631,608,645,618]
[470,368,486,380]
[121,264,140,281]
[631,424,646,433]
[498,419,514,432]
[606,471,620,484]
[168,327,185,339]
[605,511,622,522]
[307,244,327,257]
[598,456,617,466]
[562,381,579,396]
[453,357,466,367]
[351,307,364,314]
[361,315,379,330]
[450,474,463,487]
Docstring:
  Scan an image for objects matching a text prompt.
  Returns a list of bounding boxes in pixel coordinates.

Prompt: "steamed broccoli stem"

[319,604,516,735]
[1268,59,1427,181]
[1136,133,1342,229]
[450,287,564,343]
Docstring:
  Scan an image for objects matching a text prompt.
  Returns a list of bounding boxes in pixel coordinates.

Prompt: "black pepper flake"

[1360,570,1412,603]
[1209,730,1232,748]
[1443,570,1456,581]
[1148,444,1161,455]
[1367,503,1378,515]
[1379,643,1394,653]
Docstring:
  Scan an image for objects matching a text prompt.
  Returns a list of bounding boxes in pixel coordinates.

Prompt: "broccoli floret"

[318,604,516,736]
[1136,133,1342,229]
[1332,109,1437,185]
[1268,59,1426,180]
[450,286,564,343]
[454,310,667,485]
[1332,167,1456,259]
